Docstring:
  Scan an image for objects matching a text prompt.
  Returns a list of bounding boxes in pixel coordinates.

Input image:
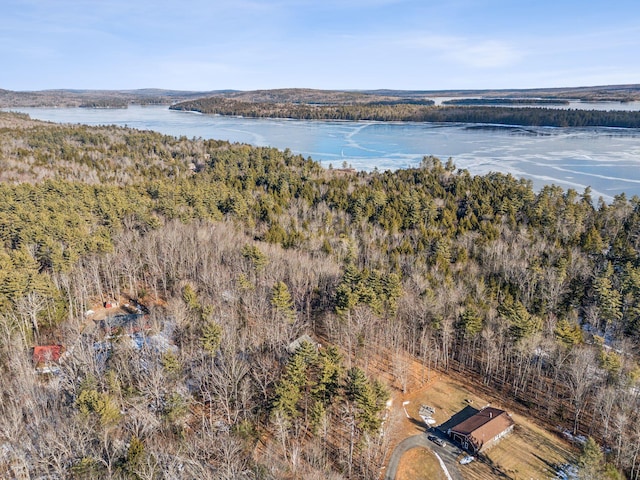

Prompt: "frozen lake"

[11,104,640,202]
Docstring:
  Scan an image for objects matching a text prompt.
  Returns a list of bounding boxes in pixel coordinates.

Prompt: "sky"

[2,0,640,92]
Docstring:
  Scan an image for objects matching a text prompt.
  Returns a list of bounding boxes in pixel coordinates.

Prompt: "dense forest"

[1,110,640,479]
[170,97,640,128]
[78,101,129,109]
[441,98,569,106]
[0,89,217,108]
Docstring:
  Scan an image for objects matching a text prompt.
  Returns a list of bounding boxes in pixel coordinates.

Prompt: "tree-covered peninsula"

[171,96,640,128]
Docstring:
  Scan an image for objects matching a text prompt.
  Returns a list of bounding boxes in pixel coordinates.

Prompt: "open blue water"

[10,105,640,202]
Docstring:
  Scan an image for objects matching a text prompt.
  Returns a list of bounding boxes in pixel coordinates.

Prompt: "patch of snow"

[554,463,579,480]
[434,452,454,480]
[559,427,587,445]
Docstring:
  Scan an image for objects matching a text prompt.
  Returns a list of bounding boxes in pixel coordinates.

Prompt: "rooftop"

[32,345,63,365]
[449,407,514,451]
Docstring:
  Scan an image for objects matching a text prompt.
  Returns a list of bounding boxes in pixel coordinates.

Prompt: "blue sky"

[2,0,640,91]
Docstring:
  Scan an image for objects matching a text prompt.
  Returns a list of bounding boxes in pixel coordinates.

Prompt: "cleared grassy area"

[404,374,487,426]
[396,447,448,480]
[473,412,576,480]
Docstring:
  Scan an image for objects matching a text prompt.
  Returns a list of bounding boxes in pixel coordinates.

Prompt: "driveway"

[384,431,465,480]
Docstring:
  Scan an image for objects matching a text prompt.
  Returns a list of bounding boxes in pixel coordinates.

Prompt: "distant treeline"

[79,99,170,108]
[442,98,570,106]
[170,97,437,121]
[364,98,435,106]
[79,100,128,109]
[171,97,640,128]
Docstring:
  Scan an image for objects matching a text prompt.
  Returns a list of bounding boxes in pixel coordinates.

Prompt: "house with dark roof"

[100,313,149,336]
[447,407,514,453]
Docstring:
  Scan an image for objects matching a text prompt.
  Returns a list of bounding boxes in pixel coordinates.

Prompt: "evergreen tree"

[593,263,623,331]
[499,297,542,342]
[554,319,583,348]
[201,321,223,355]
[578,437,604,480]
[271,281,296,323]
[345,367,387,434]
[460,306,483,338]
[313,345,344,404]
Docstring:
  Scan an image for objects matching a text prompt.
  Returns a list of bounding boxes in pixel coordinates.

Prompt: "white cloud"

[398,33,521,68]
[448,39,520,68]
[149,60,241,90]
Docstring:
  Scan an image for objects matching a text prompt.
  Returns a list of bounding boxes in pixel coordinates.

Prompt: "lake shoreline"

[7,105,640,202]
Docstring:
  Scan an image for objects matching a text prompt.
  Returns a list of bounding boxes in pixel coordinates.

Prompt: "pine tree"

[242,244,268,271]
[271,281,296,323]
[272,342,316,420]
[578,437,604,480]
[309,400,326,435]
[499,297,542,342]
[313,345,344,404]
[345,367,387,434]
[182,283,199,310]
[593,263,623,330]
[201,321,222,355]
[554,319,583,348]
[460,306,483,338]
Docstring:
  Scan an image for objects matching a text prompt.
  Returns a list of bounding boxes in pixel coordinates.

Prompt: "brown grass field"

[396,447,449,480]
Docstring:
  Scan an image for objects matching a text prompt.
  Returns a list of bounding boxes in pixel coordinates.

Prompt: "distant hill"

[361,84,640,102]
[182,85,640,104]
[214,88,410,104]
[0,88,235,108]
[3,85,639,109]
[169,85,640,104]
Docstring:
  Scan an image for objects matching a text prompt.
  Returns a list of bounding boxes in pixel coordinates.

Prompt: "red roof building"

[32,345,64,369]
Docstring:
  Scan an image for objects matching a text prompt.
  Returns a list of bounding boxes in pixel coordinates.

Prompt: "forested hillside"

[0,89,216,108]
[1,111,639,479]
[3,84,640,109]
